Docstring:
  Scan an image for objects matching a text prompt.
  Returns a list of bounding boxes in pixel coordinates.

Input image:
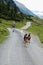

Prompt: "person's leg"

[28,39,30,44]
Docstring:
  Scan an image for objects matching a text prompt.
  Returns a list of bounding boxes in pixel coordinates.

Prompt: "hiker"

[24,34,28,44]
[28,33,31,43]
[11,23,16,32]
[24,33,31,44]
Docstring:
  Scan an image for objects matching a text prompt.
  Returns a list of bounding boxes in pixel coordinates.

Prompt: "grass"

[0,18,26,28]
[0,17,43,44]
[0,18,10,44]
[0,18,26,44]
[15,19,26,28]
[26,17,43,43]
[0,27,9,44]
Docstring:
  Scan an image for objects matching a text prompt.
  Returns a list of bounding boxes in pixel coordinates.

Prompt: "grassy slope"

[15,19,26,28]
[0,28,9,43]
[26,17,43,43]
[0,18,26,44]
[0,19,9,44]
[0,17,43,44]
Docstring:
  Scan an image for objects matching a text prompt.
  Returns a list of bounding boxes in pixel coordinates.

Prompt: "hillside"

[26,16,43,43]
[0,0,33,21]
[14,1,35,16]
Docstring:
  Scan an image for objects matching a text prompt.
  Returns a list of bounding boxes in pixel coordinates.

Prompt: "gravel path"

[0,22,43,65]
[0,28,35,65]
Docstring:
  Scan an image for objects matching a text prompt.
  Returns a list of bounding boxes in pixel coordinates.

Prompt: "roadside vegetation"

[26,17,43,43]
[0,18,27,44]
[15,19,26,28]
[0,19,9,43]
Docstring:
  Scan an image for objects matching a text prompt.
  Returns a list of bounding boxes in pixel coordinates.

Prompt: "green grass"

[26,19,43,43]
[26,16,43,43]
[0,18,26,28]
[31,16,43,24]
[15,20,26,28]
[0,18,13,44]
[0,27,9,44]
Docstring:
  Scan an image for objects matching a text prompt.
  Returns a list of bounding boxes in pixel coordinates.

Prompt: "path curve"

[0,22,43,65]
[21,22,31,29]
[0,28,35,65]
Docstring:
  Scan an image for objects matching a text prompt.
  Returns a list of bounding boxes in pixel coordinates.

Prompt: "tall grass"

[26,17,43,43]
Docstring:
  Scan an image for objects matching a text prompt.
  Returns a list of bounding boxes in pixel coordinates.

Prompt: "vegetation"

[26,17,43,43]
[15,19,27,28]
[0,0,31,21]
[0,19,9,44]
[0,18,27,44]
[0,0,43,44]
